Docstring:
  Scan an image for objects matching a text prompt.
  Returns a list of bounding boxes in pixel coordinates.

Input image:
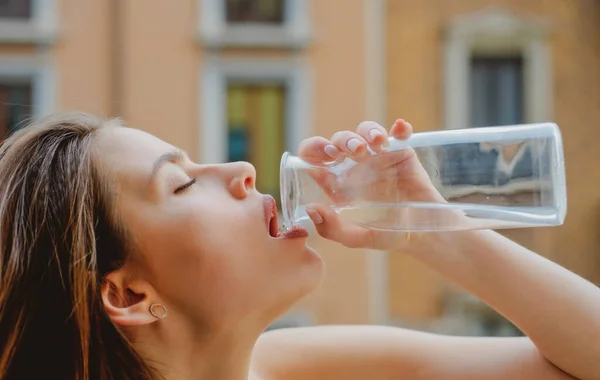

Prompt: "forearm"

[405,229,600,380]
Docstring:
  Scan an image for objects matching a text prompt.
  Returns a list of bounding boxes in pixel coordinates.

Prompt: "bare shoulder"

[251,325,577,380]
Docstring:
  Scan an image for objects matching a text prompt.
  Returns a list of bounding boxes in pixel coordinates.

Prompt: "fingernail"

[368,129,382,142]
[347,138,362,153]
[324,144,340,159]
[306,208,323,224]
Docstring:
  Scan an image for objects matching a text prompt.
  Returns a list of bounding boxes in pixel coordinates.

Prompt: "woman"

[0,112,597,380]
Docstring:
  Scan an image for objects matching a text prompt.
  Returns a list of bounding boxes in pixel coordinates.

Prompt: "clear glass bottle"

[280,123,567,232]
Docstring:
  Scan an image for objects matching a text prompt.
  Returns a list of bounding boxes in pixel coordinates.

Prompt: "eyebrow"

[146,150,186,187]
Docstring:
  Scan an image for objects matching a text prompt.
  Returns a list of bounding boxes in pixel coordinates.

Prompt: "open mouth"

[264,195,280,238]
[263,195,308,239]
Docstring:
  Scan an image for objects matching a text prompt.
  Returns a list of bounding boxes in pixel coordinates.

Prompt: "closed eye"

[175,178,197,193]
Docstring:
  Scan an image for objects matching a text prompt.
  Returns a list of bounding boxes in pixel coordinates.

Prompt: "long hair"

[0,113,158,379]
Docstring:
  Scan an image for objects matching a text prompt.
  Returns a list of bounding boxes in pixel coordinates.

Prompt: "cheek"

[181,214,288,310]
[135,203,274,307]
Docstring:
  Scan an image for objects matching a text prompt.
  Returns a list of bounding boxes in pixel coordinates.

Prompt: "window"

[470,56,524,128]
[198,58,313,162]
[199,0,310,48]
[0,80,33,139]
[441,55,531,187]
[443,8,551,130]
[0,55,56,136]
[200,57,312,206]
[440,9,551,191]
[0,0,31,19]
[226,83,286,203]
[0,0,57,44]
[225,0,284,24]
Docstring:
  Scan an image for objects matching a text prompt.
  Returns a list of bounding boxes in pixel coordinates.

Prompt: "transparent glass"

[280,123,567,232]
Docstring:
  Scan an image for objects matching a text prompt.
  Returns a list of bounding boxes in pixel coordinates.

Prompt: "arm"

[253,324,576,380]
[253,230,596,380]
[400,229,600,380]
[266,120,600,380]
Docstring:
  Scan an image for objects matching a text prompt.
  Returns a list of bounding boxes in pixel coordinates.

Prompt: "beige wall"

[121,1,199,156]
[55,0,112,116]
[386,0,600,323]
[56,0,199,155]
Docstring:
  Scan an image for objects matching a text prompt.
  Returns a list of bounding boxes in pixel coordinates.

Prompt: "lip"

[263,195,308,239]
[263,195,279,237]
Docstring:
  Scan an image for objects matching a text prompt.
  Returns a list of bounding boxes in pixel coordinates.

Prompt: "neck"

[132,318,262,380]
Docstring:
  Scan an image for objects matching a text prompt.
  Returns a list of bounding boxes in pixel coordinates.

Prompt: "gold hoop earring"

[149,303,168,319]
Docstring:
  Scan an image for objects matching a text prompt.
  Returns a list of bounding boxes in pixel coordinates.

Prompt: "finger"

[330,131,368,157]
[356,121,389,150]
[306,203,423,250]
[365,146,418,172]
[306,169,350,204]
[305,203,375,249]
[390,119,413,140]
[298,136,343,165]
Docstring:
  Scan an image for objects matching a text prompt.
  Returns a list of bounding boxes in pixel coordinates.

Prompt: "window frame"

[0,55,56,125]
[443,7,552,130]
[0,80,34,137]
[198,0,311,49]
[0,0,58,45]
[435,8,552,196]
[225,82,288,199]
[199,56,312,165]
[469,55,525,128]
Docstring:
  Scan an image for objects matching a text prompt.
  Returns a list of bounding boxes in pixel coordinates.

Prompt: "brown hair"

[0,113,158,379]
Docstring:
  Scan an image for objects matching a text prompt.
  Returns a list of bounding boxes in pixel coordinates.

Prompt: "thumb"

[304,203,374,249]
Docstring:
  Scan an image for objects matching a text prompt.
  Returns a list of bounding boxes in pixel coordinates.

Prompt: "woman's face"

[95,126,323,329]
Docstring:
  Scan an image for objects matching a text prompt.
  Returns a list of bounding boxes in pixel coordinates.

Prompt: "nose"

[224,161,256,199]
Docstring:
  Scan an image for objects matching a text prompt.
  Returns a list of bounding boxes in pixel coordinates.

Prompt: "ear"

[101,269,163,327]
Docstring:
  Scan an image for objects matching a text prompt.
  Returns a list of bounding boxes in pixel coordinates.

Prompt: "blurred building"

[0,0,599,335]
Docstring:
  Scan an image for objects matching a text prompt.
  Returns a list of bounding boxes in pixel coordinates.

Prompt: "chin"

[265,235,324,294]
[296,246,325,286]
[282,245,323,288]
[267,278,322,324]
[298,246,325,290]
[257,255,324,328]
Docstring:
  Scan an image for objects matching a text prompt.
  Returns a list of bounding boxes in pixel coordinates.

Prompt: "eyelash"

[174,178,197,193]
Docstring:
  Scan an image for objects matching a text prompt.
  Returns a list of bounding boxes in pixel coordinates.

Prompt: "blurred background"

[0,0,599,336]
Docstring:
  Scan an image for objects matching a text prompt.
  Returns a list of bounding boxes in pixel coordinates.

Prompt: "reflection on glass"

[440,54,529,203]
